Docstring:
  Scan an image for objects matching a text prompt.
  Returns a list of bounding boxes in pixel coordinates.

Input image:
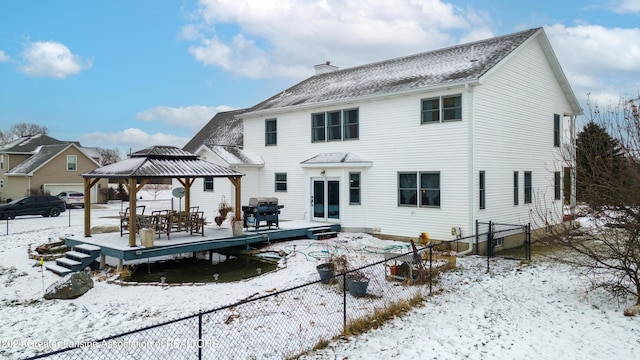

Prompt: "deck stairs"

[307,226,338,240]
[45,244,101,276]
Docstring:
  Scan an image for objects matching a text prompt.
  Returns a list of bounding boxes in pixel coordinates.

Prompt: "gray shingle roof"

[83,145,244,179]
[246,28,541,113]
[5,144,72,175]
[0,134,79,153]
[183,110,244,153]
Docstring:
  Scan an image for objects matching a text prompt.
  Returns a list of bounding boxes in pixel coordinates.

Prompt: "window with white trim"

[275,173,287,192]
[398,172,440,207]
[479,171,485,209]
[524,171,532,204]
[67,155,77,171]
[312,108,359,142]
[0,154,3,169]
[203,177,214,192]
[554,114,561,147]
[265,118,277,146]
[349,172,361,205]
[554,171,561,200]
[421,95,462,123]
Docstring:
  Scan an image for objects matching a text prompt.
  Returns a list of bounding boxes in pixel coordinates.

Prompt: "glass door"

[311,178,340,221]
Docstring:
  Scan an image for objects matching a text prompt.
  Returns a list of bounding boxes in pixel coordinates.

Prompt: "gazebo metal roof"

[80,145,245,246]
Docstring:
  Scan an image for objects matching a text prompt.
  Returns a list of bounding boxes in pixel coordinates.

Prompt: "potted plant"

[316,262,335,284]
[347,271,369,297]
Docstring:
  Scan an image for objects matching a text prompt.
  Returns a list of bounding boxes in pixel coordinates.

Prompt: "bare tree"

[9,123,48,138]
[554,93,640,314]
[143,183,168,201]
[96,147,121,166]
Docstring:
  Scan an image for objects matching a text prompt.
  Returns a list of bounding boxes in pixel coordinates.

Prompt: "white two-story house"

[184,27,581,240]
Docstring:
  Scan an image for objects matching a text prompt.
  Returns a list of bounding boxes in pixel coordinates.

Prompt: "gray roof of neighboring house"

[243,27,579,114]
[0,134,80,153]
[5,144,72,175]
[83,145,244,179]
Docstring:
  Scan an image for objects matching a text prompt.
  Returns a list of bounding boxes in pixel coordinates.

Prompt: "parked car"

[56,191,85,208]
[0,196,67,219]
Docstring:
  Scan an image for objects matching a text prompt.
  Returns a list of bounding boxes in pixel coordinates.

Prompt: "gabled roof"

[6,143,101,176]
[83,145,244,179]
[0,134,80,153]
[183,110,244,153]
[183,109,264,167]
[243,27,581,116]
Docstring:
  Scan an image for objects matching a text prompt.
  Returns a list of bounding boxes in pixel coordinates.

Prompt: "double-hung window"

[513,171,519,205]
[398,172,440,207]
[553,114,561,147]
[524,171,532,204]
[275,173,287,192]
[203,177,214,192]
[67,155,77,171]
[311,113,326,142]
[312,108,359,142]
[421,95,462,123]
[554,171,561,200]
[479,171,486,210]
[349,172,361,205]
[265,118,277,146]
[0,154,3,169]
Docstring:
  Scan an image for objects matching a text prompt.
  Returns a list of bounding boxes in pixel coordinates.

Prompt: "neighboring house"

[0,134,107,203]
[185,27,582,240]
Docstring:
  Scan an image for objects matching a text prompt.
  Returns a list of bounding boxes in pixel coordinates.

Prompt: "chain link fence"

[24,242,458,360]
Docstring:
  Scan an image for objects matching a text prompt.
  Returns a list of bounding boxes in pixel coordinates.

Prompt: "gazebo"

[81,146,245,246]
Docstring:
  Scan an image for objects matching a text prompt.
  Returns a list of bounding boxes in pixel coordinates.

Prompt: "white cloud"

[611,0,640,13]
[545,24,640,102]
[185,0,483,79]
[18,40,92,78]
[79,128,191,153]
[0,50,9,63]
[136,105,235,130]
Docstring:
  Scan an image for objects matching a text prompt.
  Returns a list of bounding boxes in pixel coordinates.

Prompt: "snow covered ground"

[0,191,638,359]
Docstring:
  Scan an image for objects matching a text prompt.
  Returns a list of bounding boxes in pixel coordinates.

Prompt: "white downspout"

[459,82,476,256]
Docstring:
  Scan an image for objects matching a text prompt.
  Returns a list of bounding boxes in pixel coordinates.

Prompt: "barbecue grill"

[242,197,284,230]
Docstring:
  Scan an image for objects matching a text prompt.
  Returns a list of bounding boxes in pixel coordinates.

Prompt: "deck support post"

[100,254,106,270]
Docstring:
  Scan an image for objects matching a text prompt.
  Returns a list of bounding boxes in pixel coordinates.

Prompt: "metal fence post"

[429,247,433,295]
[342,272,347,334]
[198,313,202,360]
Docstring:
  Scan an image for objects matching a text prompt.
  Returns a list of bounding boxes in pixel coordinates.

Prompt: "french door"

[311,178,340,221]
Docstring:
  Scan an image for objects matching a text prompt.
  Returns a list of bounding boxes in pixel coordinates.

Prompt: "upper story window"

[421,95,462,123]
[203,177,214,192]
[67,155,77,171]
[513,171,519,205]
[265,118,277,146]
[0,154,4,169]
[553,114,561,147]
[312,108,359,142]
[275,173,287,192]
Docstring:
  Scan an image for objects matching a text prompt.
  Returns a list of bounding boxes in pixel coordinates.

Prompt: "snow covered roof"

[207,145,264,167]
[83,145,244,179]
[242,27,579,115]
[5,143,101,176]
[0,134,79,154]
[300,152,373,168]
[183,110,244,153]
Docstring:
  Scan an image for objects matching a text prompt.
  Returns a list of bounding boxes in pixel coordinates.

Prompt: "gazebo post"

[128,177,137,247]
[84,177,92,237]
[229,176,243,236]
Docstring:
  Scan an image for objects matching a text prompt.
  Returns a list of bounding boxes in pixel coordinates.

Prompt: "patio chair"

[119,205,147,236]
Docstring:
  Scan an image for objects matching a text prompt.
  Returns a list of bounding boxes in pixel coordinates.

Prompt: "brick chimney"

[314,61,339,75]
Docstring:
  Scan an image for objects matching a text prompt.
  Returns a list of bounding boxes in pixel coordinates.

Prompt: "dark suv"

[0,196,67,219]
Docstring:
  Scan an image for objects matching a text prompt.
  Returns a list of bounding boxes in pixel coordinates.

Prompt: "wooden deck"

[63,220,341,262]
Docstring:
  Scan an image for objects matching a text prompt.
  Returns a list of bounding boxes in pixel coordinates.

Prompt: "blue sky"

[0,0,639,155]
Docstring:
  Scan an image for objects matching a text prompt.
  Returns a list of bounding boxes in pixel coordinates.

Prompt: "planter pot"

[348,278,369,297]
[389,265,399,276]
[316,263,335,284]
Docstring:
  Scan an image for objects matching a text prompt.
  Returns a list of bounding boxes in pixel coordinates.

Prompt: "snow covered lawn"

[0,197,638,359]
